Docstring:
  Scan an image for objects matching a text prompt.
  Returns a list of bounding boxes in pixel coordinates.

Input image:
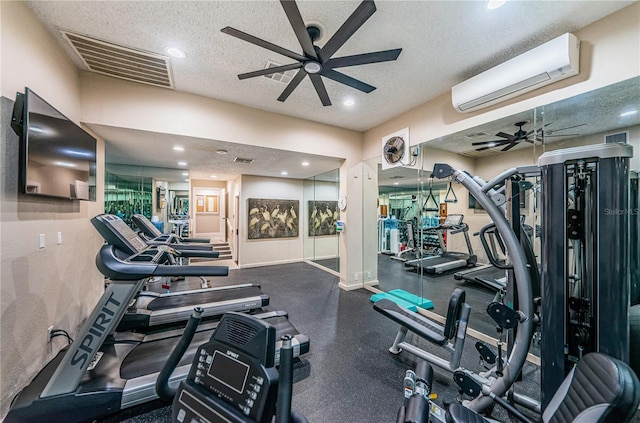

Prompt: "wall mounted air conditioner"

[452,33,579,113]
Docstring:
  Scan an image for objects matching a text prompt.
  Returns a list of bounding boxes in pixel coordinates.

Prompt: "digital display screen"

[208,350,250,394]
[13,88,97,201]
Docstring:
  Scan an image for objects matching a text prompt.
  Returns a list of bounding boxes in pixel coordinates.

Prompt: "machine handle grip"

[480,224,512,270]
[156,307,203,401]
[275,335,294,423]
[152,265,228,277]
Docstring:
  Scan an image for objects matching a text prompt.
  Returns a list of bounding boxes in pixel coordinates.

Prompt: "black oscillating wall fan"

[221,0,402,106]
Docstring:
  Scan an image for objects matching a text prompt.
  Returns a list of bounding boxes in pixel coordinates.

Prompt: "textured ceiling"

[24,1,636,181]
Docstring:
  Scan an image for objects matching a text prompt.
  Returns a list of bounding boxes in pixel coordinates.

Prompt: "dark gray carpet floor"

[99,258,639,423]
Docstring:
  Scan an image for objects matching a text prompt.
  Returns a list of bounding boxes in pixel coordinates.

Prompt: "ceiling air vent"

[234,157,255,164]
[60,30,173,88]
[263,60,297,84]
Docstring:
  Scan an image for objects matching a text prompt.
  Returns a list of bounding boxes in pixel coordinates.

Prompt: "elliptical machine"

[157,309,308,423]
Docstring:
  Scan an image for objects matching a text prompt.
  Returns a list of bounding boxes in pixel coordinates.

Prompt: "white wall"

[1,2,105,418]
[303,180,340,261]
[240,175,304,267]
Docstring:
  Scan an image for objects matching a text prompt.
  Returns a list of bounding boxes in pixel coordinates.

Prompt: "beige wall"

[362,2,640,159]
[79,71,364,285]
[240,175,304,267]
[1,2,105,418]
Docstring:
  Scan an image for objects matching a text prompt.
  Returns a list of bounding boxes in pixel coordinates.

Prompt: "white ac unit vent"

[605,131,629,144]
[452,33,579,113]
[381,128,410,170]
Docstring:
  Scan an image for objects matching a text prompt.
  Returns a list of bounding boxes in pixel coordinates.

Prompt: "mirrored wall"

[370,76,640,337]
[303,169,340,273]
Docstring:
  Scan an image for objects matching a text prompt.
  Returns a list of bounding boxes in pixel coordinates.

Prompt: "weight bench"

[374,288,471,372]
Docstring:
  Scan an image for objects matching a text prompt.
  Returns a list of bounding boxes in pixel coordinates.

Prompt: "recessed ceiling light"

[281,171,288,176]
[178,161,187,166]
[216,149,228,155]
[487,0,507,9]
[393,182,399,185]
[301,161,310,166]
[620,110,638,117]
[343,99,355,106]
[166,47,186,58]
[173,146,184,152]
[184,178,189,182]
[211,175,217,178]
[182,172,189,176]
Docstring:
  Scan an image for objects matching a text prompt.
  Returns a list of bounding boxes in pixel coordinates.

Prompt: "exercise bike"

[156,308,308,423]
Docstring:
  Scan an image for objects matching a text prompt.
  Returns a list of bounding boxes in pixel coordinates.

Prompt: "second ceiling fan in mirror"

[472,121,587,152]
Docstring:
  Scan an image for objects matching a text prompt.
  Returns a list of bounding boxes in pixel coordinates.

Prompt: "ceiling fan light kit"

[221,0,402,106]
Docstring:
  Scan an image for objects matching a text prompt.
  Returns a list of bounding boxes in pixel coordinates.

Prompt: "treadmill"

[91,214,269,330]
[132,213,211,244]
[405,214,477,274]
[454,223,508,291]
[4,245,309,423]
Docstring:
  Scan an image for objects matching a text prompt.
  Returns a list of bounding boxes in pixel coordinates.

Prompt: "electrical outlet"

[47,326,54,343]
[354,273,359,281]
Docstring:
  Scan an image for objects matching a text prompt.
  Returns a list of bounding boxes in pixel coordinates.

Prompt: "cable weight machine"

[538,143,634,410]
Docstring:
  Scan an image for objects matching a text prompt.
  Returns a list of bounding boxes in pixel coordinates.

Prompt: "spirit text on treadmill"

[71,292,122,368]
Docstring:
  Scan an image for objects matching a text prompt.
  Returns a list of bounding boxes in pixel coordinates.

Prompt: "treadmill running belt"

[147,285,265,310]
[121,315,304,380]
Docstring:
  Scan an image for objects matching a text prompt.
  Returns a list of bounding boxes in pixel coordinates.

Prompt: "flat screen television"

[11,87,96,200]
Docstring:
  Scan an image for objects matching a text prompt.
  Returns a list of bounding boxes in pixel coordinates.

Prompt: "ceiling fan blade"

[221,26,306,62]
[495,131,517,141]
[238,62,303,80]
[471,140,508,146]
[550,123,587,132]
[545,133,580,138]
[501,142,519,152]
[277,69,307,102]
[325,49,402,69]
[318,0,377,62]
[309,74,331,106]
[280,0,318,60]
[321,68,375,93]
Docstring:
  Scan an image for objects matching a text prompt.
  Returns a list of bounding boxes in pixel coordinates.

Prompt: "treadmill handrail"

[97,245,228,280]
[480,224,511,270]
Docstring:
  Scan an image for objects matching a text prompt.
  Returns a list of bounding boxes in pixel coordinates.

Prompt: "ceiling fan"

[472,121,586,152]
[221,0,402,106]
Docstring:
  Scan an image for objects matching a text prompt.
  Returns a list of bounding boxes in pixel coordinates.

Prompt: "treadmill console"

[443,214,464,227]
[172,313,279,423]
[91,214,148,254]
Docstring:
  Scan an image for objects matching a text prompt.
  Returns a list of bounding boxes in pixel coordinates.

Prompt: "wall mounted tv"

[11,87,96,201]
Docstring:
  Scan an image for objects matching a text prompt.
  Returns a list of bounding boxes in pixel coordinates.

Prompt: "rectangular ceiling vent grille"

[60,30,173,88]
[234,157,255,164]
[263,60,297,84]
[458,149,500,158]
[604,131,629,144]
